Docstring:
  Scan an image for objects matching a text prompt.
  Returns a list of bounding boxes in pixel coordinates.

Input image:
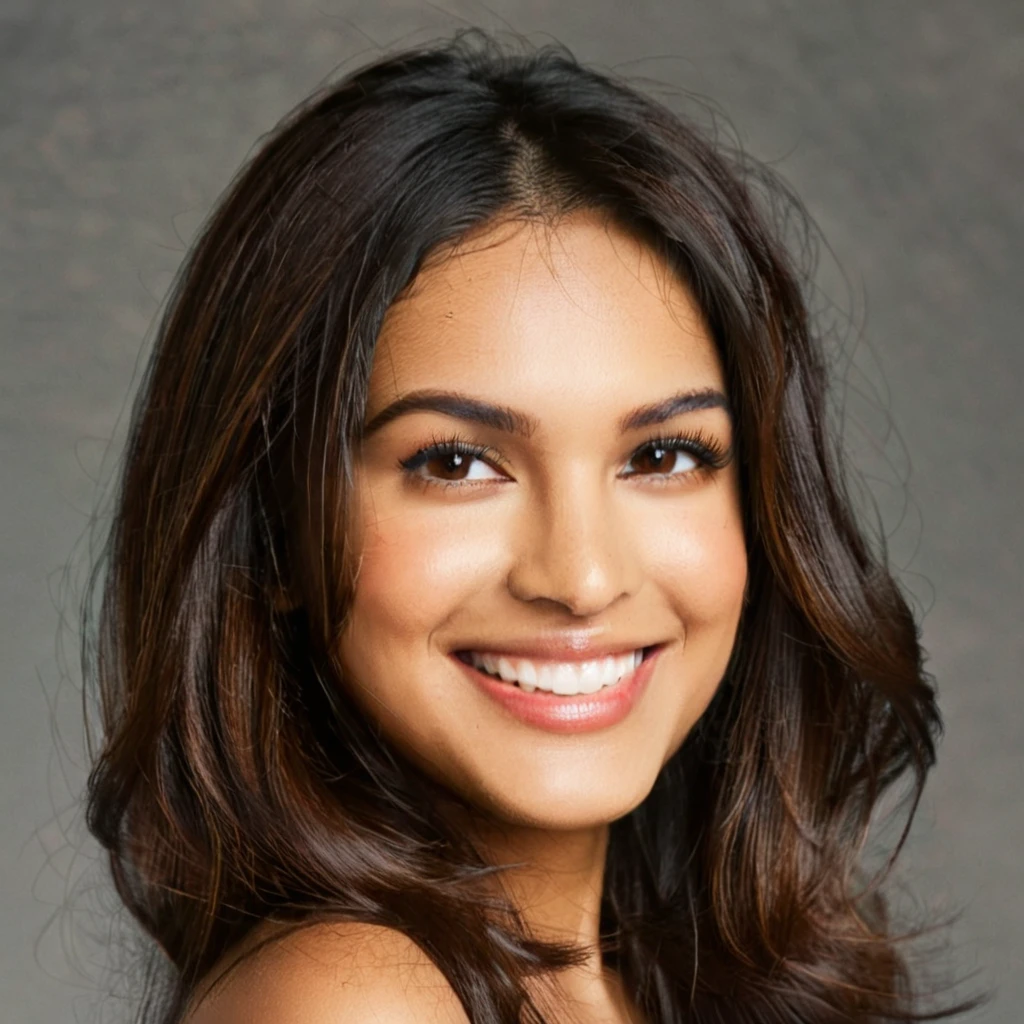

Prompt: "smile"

[455,648,649,695]
[451,645,665,733]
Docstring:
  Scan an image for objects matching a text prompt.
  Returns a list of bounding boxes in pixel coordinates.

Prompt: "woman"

[83,28,973,1024]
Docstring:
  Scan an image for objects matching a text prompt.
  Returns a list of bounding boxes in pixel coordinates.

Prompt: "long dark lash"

[398,430,508,474]
[397,428,731,489]
[629,428,732,474]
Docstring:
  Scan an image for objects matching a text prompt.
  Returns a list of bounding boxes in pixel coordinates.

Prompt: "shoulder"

[184,920,470,1024]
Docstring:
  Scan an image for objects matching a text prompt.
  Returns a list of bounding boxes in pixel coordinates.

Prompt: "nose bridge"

[506,462,641,616]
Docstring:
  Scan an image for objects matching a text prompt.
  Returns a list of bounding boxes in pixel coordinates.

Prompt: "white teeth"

[549,663,578,695]
[465,649,645,695]
[517,660,538,691]
[578,659,604,694]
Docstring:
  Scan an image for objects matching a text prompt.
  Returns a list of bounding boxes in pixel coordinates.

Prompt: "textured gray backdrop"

[2,1,1021,1021]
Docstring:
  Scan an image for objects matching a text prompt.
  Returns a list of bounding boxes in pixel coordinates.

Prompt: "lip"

[450,643,665,734]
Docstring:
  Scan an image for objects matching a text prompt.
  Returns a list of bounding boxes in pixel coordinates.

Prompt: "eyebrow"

[358,386,732,441]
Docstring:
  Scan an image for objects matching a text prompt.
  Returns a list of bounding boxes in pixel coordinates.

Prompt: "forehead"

[368,210,726,417]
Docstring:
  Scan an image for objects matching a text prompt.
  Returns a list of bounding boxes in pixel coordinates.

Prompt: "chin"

[469,765,663,832]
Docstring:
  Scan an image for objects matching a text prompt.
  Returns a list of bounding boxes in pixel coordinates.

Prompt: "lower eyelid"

[408,459,712,489]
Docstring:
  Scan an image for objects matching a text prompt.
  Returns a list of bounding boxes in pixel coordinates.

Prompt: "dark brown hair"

[83,28,976,1024]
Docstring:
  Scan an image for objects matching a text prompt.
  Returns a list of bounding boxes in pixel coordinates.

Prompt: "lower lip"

[450,645,664,734]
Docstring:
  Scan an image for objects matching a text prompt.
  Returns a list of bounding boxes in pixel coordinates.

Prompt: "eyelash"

[397,429,732,492]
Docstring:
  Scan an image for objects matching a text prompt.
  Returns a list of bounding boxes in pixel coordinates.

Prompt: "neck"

[463,816,639,1022]
[472,818,610,953]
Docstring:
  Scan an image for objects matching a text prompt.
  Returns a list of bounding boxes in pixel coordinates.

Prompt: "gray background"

[2,1,1020,1021]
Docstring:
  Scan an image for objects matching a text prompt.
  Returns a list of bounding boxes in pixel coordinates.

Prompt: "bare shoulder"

[184,920,470,1024]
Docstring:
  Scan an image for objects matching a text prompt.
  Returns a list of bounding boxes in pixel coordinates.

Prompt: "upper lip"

[453,633,664,663]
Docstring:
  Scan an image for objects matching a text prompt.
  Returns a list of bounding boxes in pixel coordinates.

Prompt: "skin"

[189,208,747,1023]
[338,208,747,1019]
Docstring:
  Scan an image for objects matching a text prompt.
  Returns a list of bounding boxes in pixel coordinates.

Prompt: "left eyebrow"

[358,387,732,441]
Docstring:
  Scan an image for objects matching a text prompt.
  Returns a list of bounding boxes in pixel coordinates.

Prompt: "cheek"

[646,496,748,628]
[345,502,499,647]
[645,497,746,752]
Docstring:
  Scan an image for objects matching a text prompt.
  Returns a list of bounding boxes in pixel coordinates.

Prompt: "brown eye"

[424,451,474,480]
[400,430,729,492]
[400,436,506,486]
[626,440,701,478]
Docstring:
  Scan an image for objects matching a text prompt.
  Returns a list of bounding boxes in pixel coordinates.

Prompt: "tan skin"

[187,209,747,1023]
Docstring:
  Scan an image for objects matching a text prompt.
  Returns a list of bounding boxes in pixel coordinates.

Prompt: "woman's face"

[337,209,747,831]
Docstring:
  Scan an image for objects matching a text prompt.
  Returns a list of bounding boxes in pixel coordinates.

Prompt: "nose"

[505,470,643,617]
